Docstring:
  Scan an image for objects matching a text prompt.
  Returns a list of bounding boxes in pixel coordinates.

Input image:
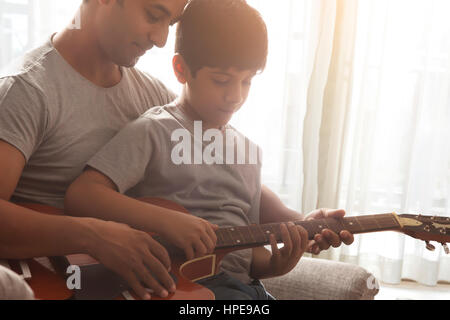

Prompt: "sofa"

[0,257,378,300]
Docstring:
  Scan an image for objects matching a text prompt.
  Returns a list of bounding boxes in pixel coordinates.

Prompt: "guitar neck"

[216,213,402,250]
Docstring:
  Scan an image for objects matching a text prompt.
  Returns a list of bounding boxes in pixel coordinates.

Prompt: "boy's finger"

[201,233,215,254]
[205,226,218,248]
[184,246,194,261]
[287,222,301,253]
[280,223,292,256]
[298,226,309,252]
[193,240,208,258]
[270,234,281,260]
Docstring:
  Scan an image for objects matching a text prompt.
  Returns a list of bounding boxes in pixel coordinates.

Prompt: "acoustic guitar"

[3,198,450,300]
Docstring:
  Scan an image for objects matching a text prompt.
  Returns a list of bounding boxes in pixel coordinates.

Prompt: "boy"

[65,0,325,300]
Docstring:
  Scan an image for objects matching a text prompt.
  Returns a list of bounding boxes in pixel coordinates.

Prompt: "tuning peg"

[442,243,449,255]
[425,241,436,251]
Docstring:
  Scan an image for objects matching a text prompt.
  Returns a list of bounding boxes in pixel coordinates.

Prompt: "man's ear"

[172,54,189,84]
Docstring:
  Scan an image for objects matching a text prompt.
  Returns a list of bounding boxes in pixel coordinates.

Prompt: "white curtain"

[1,0,449,286]
[300,0,450,286]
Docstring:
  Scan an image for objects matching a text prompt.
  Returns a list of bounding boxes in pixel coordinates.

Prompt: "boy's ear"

[172,54,188,84]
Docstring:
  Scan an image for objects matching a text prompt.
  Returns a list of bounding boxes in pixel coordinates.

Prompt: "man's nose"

[149,24,170,48]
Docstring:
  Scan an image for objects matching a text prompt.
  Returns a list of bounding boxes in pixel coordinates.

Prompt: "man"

[0,0,188,300]
[0,0,352,300]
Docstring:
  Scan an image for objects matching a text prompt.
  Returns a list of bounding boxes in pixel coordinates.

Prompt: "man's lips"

[133,42,153,56]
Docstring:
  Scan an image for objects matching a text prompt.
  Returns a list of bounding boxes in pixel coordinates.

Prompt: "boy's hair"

[175,0,268,77]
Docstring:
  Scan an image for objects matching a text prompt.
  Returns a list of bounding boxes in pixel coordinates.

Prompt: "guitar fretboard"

[216,213,401,250]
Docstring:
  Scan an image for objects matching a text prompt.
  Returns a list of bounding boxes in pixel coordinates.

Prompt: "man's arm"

[0,141,87,259]
[0,141,175,299]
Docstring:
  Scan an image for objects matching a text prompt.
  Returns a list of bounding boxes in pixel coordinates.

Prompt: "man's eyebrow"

[151,4,181,26]
[151,4,171,17]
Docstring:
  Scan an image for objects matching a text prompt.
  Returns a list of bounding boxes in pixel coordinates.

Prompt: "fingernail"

[161,290,168,298]
[144,293,151,300]
[170,284,176,293]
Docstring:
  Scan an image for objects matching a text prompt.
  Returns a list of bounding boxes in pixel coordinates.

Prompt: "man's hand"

[158,213,218,261]
[304,208,354,255]
[83,218,176,300]
[268,222,308,277]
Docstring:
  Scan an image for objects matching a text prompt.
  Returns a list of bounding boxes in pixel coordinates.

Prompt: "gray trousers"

[0,265,34,300]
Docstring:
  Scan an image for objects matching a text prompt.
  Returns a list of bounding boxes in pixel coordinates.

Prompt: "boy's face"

[183,66,257,129]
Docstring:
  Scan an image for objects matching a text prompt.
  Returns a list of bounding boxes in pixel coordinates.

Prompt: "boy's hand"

[83,218,175,300]
[304,208,354,255]
[268,222,308,277]
[159,213,218,261]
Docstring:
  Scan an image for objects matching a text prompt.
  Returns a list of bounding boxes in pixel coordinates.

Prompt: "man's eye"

[146,11,160,23]
[212,79,229,85]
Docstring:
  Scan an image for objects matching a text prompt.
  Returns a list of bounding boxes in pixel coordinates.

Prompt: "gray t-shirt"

[87,104,263,284]
[0,36,176,208]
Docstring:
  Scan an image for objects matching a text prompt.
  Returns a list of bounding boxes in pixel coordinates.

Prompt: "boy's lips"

[219,108,235,114]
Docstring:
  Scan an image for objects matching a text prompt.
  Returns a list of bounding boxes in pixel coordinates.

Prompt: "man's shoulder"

[0,38,58,93]
[125,68,177,103]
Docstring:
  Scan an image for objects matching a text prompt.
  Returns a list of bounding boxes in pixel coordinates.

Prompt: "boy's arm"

[65,168,218,261]
[260,185,354,254]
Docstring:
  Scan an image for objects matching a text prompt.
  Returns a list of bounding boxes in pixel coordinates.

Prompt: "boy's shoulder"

[129,103,185,134]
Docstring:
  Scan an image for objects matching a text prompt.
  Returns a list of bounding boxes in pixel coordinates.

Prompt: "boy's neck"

[177,98,226,131]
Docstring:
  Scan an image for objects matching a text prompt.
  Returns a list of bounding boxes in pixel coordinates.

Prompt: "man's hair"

[175,0,268,77]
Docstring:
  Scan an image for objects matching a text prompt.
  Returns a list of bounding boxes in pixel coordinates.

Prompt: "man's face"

[95,0,187,67]
[184,67,257,129]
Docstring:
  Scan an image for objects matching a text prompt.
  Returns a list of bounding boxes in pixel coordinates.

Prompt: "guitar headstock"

[398,214,450,254]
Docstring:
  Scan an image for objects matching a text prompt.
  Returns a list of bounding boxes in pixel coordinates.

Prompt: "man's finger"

[147,237,171,271]
[123,271,151,300]
[135,262,168,298]
[142,253,176,294]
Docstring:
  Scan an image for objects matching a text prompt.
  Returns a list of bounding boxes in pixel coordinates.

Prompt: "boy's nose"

[225,84,244,105]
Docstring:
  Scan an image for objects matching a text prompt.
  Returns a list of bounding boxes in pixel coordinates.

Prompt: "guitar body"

[14,200,221,300]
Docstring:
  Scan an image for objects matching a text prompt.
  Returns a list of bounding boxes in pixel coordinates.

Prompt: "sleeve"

[144,72,178,105]
[0,77,47,162]
[87,117,157,194]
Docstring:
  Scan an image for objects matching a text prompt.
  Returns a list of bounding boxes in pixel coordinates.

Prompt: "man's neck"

[52,10,122,88]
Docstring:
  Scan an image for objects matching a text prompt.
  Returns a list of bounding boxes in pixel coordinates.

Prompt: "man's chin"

[118,56,140,68]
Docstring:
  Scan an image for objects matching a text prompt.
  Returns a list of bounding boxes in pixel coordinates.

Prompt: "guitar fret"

[234,227,245,245]
[226,228,236,246]
[247,226,257,244]
[257,225,269,243]
[216,213,404,249]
